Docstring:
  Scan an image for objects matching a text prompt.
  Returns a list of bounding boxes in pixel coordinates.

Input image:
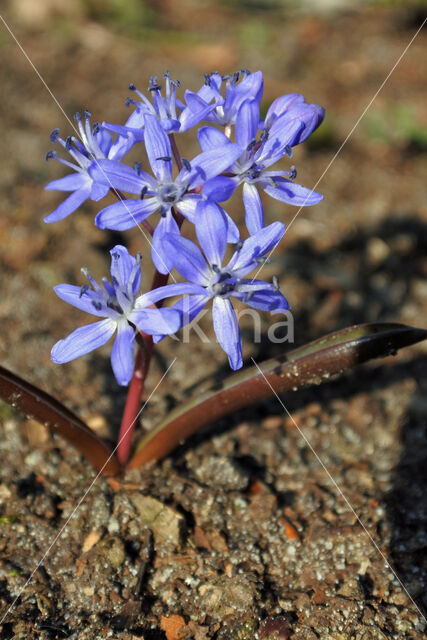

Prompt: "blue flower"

[199,97,323,234]
[102,72,215,141]
[185,70,264,128]
[91,113,242,274]
[44,111,133,223]
[139,208,289,370]
[51,245,180,386]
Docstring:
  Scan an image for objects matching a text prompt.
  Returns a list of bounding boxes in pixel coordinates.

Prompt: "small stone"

[198,576,256,617]
[130,494,185,548]
[192,455,249,490]
[101,536,125,568]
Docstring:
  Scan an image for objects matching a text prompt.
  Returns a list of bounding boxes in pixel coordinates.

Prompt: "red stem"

[116,135,185,465]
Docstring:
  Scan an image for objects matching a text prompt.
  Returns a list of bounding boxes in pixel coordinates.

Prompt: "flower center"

[158,182,183,204]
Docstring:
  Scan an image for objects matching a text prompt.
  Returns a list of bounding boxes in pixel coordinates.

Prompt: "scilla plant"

[0,71,425,476]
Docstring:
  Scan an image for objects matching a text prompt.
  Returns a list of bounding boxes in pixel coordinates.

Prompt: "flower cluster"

[47,70,324,383]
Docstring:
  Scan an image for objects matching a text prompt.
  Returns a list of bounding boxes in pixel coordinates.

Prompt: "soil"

[0,1,426,638]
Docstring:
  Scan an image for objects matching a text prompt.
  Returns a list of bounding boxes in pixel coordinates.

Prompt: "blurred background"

[0,0,426,412]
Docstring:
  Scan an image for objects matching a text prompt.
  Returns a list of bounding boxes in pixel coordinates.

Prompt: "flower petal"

[203,175,238,202]
[233,284,290,312]
[44,185,91,223]
[262,177,323,206]
[45,172,89,192]
[243,182,264,234]
[264,93,305,130]
[212,297,243,370]
[110,245,137,291]
[136,282,207,307]
[195,200,228,267]
[151,214,179,274]
[129,307,181,335]
[197,126,230,152]
[54,284,107,317]
[175,193,201,223]
[89,158,155,193]
[227,221,286,273]
[51,318,116,363]
[143,113,173,181]
[95,198,158,231]
[110,321,135,386]
[185,144,242,189]
[235,99,259,149]
[163,233,210,285]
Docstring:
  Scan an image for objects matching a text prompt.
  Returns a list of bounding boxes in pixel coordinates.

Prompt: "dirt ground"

[0,1,426,638]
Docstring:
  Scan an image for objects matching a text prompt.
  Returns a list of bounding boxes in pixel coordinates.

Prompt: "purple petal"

[224,70,263,121]
[262,178,323,206]
[136,282,207,308]
[228,221,286,273]
[175,193,200,223]
[185,144,242,189]
[129,307,181,335]
[197,126,230,152]
[89,159,155,193]
[179,100,215,132]
[224,210,240,243]
[202,175,238,202]
[233,285,290,312]
[151,214,179,274]
[90,181,110,201]
[170,293,211,330]
[264,93,305,130]
[242,182,264,234]
[109,245,136,291]
[103,121,145,144]
[110,321,135,386]
[45,172,89,192]
[95,198,158,231]
[212,297,243,370]
[51,318,116,363]
[54,284,106,317]
[195,200,228,266]
[44,185,92,223]
[258,118,304,165]
[163,233,210,285]
[235,99,259,149]
[143,114,173,182]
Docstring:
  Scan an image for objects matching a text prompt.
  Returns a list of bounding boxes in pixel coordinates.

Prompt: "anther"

[240,69,250,76]
[134,161,142,174]
[158,206,167,218]
[92,122,100,134]
[112,251,120,260]
[91,300,102,311]
[171,79,181,88]
[140,186,148,198]
[246,139,257,152]
[232,71,239,84]
[128,83,136,91]
[50,128,60,143]
[204,74,211,86]
[222,74,232,82]
[73,112,81,121]
[212,264,220,273]
[235,240,243,252]
[255,256,271,264]
[83,110,92,119]
[65,136,73,151]
[272,275,279,290]
[45,150,56,161]
[289,165,297,180]
[163,71,171,79]
[79,285,90,298]
[136,252,142,264]
[285,145,293,158]
[260,130,269,142]
[182,158,192,172]
[156,156,171,162]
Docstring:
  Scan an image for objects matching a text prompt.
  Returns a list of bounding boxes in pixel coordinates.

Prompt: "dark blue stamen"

[140,186,148,198]
[171,79,181,88]
[272,276,279,290]
[65,136,73,151]
[50,128,60,143]
[128,83,136,91]
[156,156,171,162]
[182,158,192,172]
[232,71,239,84]
[79,285,90,298]
[212,264,220,273]
[45,150,56,161]
[163,71,171,79]
[285,145,293,158]
[134,162,142,174]
[112,252,120,260]
[260,130,269,142]
[246,139,257,152]
[222,74,231,81]
[289,165,297,180]
[73,112,81,121]
[204,74,211,86]
[235,240,243,252]
[84,110,92,119]
[92,301,102,311]
[158,206,167,218]
[92,122,100,134]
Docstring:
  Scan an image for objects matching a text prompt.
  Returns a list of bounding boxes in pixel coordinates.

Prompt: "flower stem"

[116,137,185,465]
